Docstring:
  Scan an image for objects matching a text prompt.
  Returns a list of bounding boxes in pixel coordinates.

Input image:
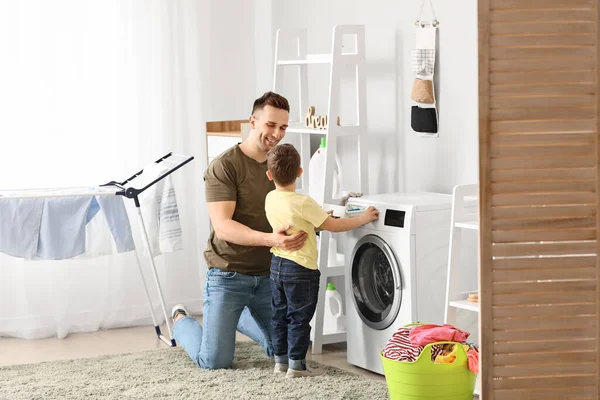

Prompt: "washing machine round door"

[350,234,402,330]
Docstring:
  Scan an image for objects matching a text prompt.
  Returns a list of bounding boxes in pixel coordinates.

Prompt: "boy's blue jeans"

[173,268,273,369]
[270,255,320,370]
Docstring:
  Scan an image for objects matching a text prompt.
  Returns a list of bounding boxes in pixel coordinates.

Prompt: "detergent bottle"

[308,137,343,204]
[323,282,346,334]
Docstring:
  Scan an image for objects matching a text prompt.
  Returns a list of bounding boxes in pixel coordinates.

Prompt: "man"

[171,92,307,370]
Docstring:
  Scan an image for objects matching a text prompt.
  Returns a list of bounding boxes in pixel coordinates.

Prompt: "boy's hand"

[359,206,379,224]
[324,209,339,219]
[271,225,308,251]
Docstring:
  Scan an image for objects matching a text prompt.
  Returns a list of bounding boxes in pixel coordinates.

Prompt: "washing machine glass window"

[350,234,402,330]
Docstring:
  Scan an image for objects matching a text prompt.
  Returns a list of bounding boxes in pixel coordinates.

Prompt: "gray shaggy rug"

[0,341,389,399]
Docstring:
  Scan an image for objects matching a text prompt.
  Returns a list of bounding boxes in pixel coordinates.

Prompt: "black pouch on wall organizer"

[411,106,438,133]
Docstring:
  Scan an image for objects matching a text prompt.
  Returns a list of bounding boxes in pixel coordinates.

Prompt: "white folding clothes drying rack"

[0,152,194,347]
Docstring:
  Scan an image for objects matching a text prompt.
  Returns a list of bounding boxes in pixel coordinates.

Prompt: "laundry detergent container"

[380,341,476,400]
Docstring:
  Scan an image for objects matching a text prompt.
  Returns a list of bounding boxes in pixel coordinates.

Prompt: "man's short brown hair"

[252,91,290,114]
[267,144,301,186]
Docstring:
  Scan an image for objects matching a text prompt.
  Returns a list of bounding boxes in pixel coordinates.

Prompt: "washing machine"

[343,192,454,375]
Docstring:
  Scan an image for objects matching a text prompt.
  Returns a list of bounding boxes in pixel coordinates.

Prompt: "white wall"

[192,0,262,289]
[202,0,259,122]
[265,0,479,194]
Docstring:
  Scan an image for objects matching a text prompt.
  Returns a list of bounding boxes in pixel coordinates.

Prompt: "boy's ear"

[266,170,274,181]
[297,167,303,178]
[249,114,257,129]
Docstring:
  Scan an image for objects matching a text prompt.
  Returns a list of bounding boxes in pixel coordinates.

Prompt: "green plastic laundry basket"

[380,341,476,400]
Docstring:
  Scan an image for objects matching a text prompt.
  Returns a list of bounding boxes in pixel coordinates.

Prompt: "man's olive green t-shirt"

[203,145,275,276]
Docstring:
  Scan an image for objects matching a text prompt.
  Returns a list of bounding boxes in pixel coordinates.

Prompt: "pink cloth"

[467,348,479,373]
[408,324,470,346]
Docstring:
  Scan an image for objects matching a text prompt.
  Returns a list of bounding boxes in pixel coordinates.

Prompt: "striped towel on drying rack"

[141,174,183,256]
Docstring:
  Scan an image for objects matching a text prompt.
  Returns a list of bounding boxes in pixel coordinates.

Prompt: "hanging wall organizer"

[411,0,439,137]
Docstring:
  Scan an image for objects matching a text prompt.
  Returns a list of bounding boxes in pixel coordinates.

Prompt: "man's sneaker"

[273,363,288,373]
[286,367,325,378]
[171,304,190,323]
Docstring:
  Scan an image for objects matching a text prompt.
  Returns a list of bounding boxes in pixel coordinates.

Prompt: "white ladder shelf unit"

[444,183,480,395]
[444,184,479,320]
[272,25,368,354]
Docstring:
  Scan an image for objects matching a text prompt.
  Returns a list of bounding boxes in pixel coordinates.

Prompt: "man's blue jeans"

[173,268,273,369]
[270,255,320,370]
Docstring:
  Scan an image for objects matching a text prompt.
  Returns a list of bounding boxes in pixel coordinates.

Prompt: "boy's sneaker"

[171,304,190,323]
[286,367,325,378]
[273,363,288,373]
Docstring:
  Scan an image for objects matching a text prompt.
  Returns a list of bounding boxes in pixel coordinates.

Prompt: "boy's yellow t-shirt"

[265,190,330,270]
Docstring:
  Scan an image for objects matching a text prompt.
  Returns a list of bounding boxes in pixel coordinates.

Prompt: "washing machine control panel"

[345,205,406,229]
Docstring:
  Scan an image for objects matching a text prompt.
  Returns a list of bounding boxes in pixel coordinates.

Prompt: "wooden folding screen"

[479,0,600,398]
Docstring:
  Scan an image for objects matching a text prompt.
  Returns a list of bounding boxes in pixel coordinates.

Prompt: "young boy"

[264,144,379,378]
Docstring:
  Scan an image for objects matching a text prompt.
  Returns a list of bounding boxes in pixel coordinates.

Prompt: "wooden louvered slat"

[491,156,596,169]
[491,9,595,22]
[491,119,596,133]
[492,192,596,206]
[491,70,596,86]
[491,107,596,120]
[494,315,596,330]
[491,46,596,60]
[491,241,597,257]
[491,58,596,72]
[495,387,597,400]
[491,133,595,147]
[491,83,596,97]
[493,375,597,390]
[491,143,595,159]
[492,180,596,192]
[494,351,596,366]
[493,280,596,294]
[491,95,596,109]
[493,327,596,341]
[492,204,596,218]
[494,363,597,379]
[491,168,596,182]
[491,34,596,47]
[494,292,596,308]
[493,266,596,282]
[494,338,597,355]
[492,0,595,7]
[491,22,596,35]
[493,303,597,318]
[493,216,595,230]
[491,95,594,110]
[493,255,597,269]
[493,229,596,243]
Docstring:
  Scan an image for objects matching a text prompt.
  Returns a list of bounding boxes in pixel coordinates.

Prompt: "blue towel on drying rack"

[0,198,45,259]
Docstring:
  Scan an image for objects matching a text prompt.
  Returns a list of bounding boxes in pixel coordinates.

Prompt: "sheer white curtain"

[0,0,210,339]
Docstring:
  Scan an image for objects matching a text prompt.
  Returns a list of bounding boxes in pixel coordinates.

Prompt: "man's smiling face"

[251,105,289,153]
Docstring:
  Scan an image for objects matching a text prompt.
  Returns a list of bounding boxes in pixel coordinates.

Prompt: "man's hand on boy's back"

[271,225,307,251]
